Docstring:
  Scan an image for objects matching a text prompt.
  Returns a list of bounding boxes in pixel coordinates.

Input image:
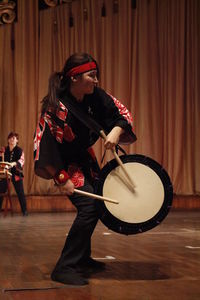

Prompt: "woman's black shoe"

[77,257,106,274]
[51,269,88,286]
[85,257,106,269]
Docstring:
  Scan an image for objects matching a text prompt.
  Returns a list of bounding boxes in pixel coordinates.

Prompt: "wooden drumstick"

[74,189,119,204]
[100,130,136,189]
[1,152,4,162]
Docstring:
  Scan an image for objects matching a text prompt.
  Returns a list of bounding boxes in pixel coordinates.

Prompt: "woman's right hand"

[64,179,75,196]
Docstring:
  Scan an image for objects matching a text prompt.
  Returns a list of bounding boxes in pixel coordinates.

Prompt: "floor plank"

[0,209,200,300]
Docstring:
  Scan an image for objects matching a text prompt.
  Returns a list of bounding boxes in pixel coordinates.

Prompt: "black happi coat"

[34,87,136,187]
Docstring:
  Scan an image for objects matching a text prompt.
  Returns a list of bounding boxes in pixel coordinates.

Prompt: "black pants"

[52,180,99,273]
[0,177,27,214]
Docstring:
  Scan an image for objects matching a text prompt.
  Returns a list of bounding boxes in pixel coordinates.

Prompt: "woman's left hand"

[104,126,124,150]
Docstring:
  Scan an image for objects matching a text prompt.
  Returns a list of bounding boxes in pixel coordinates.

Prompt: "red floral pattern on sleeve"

[63,123,75,142]
[67,164,85,188]
[44,100,75,143]
[34,117,46,161]
[108,94,133,126]
[107,93,136,144]
[34,100,76,162]
[44,114,64,143]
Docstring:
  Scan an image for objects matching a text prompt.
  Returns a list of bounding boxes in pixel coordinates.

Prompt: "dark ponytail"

[41,72,63,114]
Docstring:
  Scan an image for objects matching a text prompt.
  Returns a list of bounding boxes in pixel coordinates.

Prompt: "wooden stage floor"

[0,210,200,300]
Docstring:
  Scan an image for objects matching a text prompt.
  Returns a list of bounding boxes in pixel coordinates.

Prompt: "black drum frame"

[95,154,173,235]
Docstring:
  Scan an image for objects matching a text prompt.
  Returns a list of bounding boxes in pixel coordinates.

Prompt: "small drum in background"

[95,154,173,235]
[0,162,12,179]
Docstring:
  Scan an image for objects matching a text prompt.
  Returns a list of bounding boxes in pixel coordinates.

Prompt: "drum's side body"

[0,162,12,179]
[95,154,173,235]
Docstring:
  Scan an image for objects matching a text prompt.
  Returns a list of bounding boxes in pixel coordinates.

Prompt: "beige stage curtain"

[0,0,199,196]
[0,0,39,194]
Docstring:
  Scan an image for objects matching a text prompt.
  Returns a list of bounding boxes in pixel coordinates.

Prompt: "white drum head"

[103,162,165,223]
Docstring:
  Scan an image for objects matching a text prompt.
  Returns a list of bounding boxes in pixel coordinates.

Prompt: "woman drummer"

[34,52,136,286]
[0,132,28,216]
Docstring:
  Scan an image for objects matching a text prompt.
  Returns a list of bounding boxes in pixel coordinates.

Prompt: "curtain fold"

[0,0,199,195]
